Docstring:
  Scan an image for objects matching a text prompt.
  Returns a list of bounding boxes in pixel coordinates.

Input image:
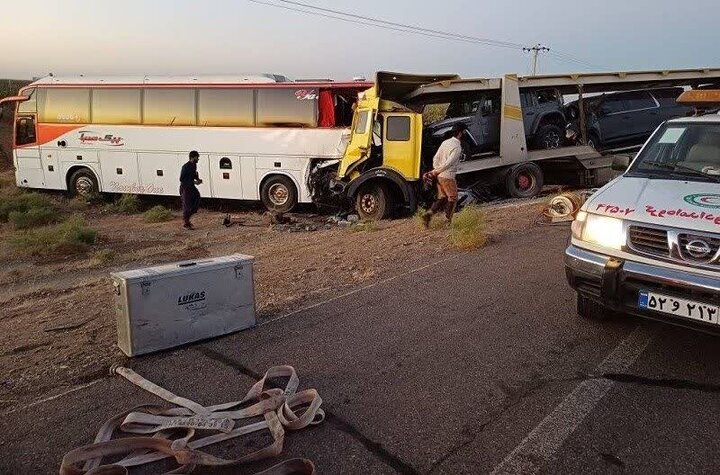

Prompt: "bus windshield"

[627,122,720,183]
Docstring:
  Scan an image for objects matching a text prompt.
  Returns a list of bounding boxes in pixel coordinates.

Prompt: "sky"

[2,0,720,80]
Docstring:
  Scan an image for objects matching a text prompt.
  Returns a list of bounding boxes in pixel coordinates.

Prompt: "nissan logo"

[685,239,713,258]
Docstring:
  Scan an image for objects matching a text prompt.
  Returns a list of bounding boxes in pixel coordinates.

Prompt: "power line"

[276,0,524,49]
[248,0,602,69]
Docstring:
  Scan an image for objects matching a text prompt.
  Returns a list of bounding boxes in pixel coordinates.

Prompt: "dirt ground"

[0,170,551,412]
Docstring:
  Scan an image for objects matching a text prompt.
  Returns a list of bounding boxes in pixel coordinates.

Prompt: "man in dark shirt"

[179,150,202,229]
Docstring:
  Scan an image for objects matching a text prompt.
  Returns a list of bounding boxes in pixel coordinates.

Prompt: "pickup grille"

[678,233,720,264]
[628,226,669,257]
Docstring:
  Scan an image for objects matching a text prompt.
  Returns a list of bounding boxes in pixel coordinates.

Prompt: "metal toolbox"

[111,254,255,356]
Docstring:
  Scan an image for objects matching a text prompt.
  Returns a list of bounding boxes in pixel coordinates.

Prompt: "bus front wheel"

[261,175,298,213]
[355,183,391,220]
[68,168,99,197]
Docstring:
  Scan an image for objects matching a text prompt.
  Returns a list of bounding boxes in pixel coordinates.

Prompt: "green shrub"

[0,193,54,222]
[106,194,141,214]
[143,205,173,223]
[450,205,488,250]
[8,207,58,229]
[9,216,97,256]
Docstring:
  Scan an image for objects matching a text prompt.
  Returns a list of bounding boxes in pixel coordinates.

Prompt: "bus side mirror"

[611,155,630,171]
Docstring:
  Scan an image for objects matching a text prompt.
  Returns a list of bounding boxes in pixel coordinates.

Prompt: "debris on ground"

[538,189,596,224]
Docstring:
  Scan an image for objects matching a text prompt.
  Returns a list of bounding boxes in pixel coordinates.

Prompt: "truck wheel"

[68,168,99,197]
[505,163,544,198]
[355,183,390,220]
[261,175,298,213]
[577,294,612,320]
[536,124,564,149]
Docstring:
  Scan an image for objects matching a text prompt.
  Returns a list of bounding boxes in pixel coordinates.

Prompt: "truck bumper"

[565,244,720,333]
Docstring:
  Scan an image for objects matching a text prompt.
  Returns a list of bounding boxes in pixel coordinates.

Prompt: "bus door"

[210,154,243,199]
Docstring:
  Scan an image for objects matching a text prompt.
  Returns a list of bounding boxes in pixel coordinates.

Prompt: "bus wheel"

[68,168,99,197]
[261,175,298,213]
[355,183,390,220]
[505,162,544,198]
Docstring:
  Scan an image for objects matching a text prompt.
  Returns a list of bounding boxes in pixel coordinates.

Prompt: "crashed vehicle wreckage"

[308,68,720,220]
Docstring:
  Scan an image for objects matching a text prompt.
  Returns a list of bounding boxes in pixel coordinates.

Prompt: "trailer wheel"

[536,124,564,149]
[505,163,544,198]
[355,183,390,220]
[261,175,298,213]
[577,294,612,320]
[68,168,99,197]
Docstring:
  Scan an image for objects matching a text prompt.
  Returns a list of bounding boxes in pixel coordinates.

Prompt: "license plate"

[638,291,719,324]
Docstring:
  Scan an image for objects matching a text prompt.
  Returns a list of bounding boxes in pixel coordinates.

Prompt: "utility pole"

[523,44,550,76]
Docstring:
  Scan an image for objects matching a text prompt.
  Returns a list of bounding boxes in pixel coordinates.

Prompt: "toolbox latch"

[141,281,152,295]
[234,265,244,279]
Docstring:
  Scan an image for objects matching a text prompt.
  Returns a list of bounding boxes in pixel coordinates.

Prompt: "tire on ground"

[260,175,298,213]
[505,162,544,198]
[536,124,564,150]
[355,182,391,220]
[577,294,612,320]
[68,168,99,197]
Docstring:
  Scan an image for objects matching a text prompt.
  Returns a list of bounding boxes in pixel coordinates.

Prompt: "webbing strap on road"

[59,365,323,475]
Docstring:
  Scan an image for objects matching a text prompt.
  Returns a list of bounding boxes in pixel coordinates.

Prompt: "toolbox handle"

[178,262,197,268]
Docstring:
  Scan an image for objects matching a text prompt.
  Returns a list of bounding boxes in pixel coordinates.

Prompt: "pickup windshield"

[627,122,720,182]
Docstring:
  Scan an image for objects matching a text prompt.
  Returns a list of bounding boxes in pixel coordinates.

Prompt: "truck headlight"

[572,212,625,250]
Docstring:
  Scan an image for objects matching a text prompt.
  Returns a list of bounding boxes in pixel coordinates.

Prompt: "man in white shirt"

[422,123,466,227]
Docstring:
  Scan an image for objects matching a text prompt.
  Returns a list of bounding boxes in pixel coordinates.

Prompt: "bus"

[2,75,371,212]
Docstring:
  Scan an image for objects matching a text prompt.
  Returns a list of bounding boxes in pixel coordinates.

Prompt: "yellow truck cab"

[329,73,458,220]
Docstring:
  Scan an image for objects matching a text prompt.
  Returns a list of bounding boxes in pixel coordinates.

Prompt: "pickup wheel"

[536,124,564,149]
[577,294,612,320]
[505,162,544,198]
[355,183,391,220]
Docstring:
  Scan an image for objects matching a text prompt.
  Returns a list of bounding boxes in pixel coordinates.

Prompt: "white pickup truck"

[565,90,720,332]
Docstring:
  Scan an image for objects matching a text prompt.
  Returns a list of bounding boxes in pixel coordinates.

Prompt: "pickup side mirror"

[611,155,631,171]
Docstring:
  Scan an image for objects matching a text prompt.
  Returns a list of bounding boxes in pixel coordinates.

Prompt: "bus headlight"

[573,212,625,250]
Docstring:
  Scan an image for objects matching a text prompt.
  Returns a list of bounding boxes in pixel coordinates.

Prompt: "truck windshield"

[627,122,720,182]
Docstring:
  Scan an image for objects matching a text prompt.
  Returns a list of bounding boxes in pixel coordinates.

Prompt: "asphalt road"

[3,225,720,474]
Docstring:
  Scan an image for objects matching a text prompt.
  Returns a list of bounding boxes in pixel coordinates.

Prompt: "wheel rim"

[360,192,378,215]
[268,183,289,206]
[544,131,561,149]
[517,173,534,191]
[75,176,95,196]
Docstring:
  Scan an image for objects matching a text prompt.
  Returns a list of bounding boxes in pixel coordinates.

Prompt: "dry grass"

[450,205,488,250]
[348,220,379,233]
[89,248,116,267]
[9,216,97,256]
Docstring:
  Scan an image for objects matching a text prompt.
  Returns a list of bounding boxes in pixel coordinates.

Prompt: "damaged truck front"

[310,72,457,220]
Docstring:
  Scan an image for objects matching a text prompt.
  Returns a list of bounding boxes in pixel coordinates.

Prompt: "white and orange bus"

[2,74,371,212]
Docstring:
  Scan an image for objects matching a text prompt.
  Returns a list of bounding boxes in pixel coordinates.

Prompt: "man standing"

[422,123,466,227]
[179,151,202,230]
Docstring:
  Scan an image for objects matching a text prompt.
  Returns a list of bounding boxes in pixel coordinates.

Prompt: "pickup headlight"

[571,211,625,250]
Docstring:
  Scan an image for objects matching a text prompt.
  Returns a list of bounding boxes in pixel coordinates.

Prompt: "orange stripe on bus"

[37,124,84,146]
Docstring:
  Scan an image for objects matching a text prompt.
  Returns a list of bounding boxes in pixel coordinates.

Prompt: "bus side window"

[16,116,36,146]
[219,157,232,169]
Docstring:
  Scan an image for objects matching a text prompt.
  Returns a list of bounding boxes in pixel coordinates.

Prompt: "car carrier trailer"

[323,68,720,219]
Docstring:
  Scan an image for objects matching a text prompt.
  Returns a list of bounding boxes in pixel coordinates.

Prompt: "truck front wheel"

[355,183,391,220]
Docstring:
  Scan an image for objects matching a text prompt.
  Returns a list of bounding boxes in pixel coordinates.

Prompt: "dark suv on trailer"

[565,87,693,150]
[424,87,567,157]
